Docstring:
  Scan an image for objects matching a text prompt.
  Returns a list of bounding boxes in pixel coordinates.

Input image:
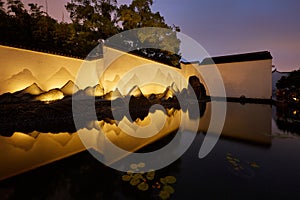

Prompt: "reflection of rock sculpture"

[103,88,123,100]
[94,84,105,96]
[127,85,143,97]
[0,131,85,180]
[161,87,175,101]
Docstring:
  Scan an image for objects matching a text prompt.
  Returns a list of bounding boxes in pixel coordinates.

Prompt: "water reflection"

[200,102,272,146]
[274,102,300,134]
[0,132,85,180]
[0,101,274,181]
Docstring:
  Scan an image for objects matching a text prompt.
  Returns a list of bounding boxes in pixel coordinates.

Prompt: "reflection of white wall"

[198,102,272,145]
[0,132,85,181]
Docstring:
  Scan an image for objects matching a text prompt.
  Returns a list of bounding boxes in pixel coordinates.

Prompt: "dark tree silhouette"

[0,0,181,66]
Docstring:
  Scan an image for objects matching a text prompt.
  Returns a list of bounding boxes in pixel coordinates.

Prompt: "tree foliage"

[117,0,181,67]
[0,0,181,66]
[277,69,300,89]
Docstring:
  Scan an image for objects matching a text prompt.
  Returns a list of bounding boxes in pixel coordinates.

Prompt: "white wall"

[0,45,272,99]
[213,60,272,99]
[180,59,273,99]
[0,45,83,93]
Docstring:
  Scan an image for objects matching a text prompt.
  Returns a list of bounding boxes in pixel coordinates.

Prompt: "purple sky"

[19,0,300,71]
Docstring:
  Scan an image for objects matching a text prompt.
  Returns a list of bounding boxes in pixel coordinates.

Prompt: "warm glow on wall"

[35,89,64,102]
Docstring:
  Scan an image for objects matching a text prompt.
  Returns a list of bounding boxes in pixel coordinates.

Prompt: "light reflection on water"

[0,132,85,181]
[1,102,300,199]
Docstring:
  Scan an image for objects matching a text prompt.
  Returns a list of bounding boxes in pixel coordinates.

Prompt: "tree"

[28,3,45,18]
[0,0,8,38]
[0,0,5,15]
[1,0,181,66]
[7,0,26,16]
[5,0,32,46]
[65,0,119,57]
[119,0,168,30]
[277,69,300,89]
[118,0,181,67]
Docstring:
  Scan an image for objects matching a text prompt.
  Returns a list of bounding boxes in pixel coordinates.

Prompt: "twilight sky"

[21,0,300,72]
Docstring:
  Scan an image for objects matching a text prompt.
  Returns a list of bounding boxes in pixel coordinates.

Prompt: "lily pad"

[138,162,146,168]
[163,185,175,194]
[127,170,134,175]
[130,178,141,186]
[146,171,155,180]
[122,174,132,181]
[165,176,176,184]
[250,162,260,168]
[133,173,143,180]
[159,190,170,200]
[160,178,167,184]
[137,182,149,191]
[130,163,138,170]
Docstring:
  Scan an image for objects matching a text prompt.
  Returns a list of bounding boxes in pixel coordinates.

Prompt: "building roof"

[180,60,200,65]
[199,51,272,65]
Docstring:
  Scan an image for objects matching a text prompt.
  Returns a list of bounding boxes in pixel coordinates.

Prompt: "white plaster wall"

[0,45,272,99]
[99,47,186,94]
[181,59,273,99]
[212,60,272,99]
[0,45,84,92]
[0,45,83,81]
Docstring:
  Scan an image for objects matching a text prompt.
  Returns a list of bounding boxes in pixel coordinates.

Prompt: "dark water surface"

[1,101,300,199]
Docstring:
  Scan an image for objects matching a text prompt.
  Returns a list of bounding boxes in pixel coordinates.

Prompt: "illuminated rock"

[2,132,36,151]
[161,87,174,101]
[47,132,73,147]
[103,88,123,100]
[84,84,104,96]
[60,80,79,96]
[170,82,180,94]
[140,83,167,95]
[15,83,44,96]
[28,131,40,139]
[35,89,64,102]
[94,84,104,96]
[83,86,94,96]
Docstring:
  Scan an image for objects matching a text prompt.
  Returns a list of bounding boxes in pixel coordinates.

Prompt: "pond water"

[0,101,300,199]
